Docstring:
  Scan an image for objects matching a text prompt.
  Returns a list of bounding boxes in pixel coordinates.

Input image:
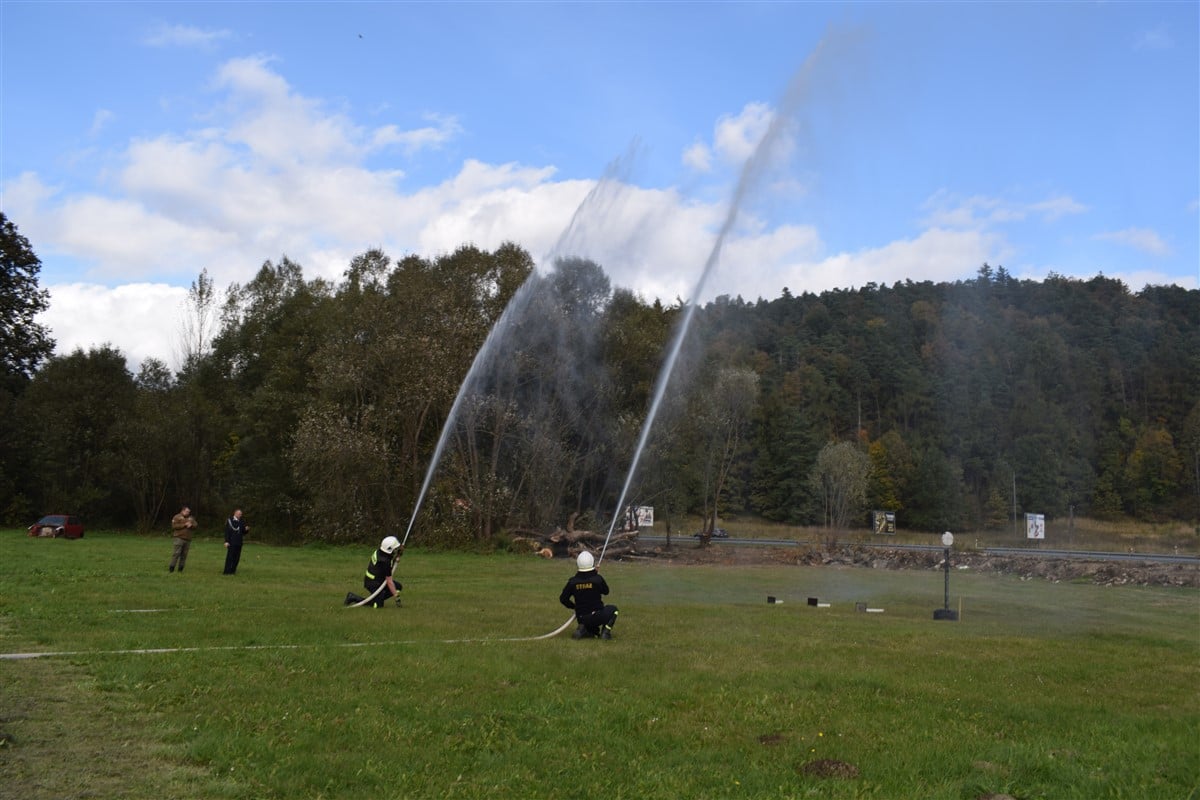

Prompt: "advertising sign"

[872,510,896,534]
[1025,512,1045,539]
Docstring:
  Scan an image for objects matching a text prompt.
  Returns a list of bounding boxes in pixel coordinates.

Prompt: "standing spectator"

[223,509,248,575]
[559,551,619,639]
[168,505,197,573]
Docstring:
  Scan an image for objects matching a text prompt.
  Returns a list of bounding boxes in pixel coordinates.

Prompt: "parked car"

[27,514,85,539]
[692,527,729,539]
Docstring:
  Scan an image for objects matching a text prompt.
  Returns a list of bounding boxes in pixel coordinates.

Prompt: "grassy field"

[1,530,1197,800]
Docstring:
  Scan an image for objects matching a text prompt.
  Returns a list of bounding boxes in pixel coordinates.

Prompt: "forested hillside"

[706,266,1199,531]
[3,214,1197,542]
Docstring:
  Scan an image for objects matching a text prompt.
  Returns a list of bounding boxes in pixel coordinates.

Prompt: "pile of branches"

[510,512,641,562]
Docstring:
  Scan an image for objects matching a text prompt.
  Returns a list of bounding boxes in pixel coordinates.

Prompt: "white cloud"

[4,171,59,216]
[681,102,777,175]
[922,190,1087,229]
[706,223,823,300]
[1118,269,1196,291]
[213,56,367,165]
[682,140,712,172]
[712,102,774,165]
[9,58,477,287]
[34,193,238,281]
[372,113,462,155]
[1014,262,1197,292]
[417,174,587,257]
[40,282,191,370]
[21,52,1189,377]
[24,57,799,313]
[1094,227,1171,256]
[1028,195,1088,221]
[782,227,994,297]
[143,23,232,50]
[89,109,115,137]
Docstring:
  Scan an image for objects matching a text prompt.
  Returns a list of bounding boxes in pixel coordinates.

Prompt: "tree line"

[2,212,1197,543]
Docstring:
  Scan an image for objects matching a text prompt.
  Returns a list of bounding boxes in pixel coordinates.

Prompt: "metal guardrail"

[637,535,1200,565]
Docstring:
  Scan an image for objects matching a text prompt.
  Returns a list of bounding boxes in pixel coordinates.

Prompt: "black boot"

[572,624,588,639]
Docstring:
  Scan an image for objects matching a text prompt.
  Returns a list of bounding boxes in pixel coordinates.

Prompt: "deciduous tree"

[809,440,870,532]
[0,213,53,387]
[20,346,136,522]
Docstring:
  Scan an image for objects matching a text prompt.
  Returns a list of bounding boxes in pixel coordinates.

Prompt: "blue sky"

[2,1,1197,369]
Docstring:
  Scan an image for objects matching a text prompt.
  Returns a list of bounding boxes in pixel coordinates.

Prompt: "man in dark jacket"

[559,551,618,639]
[345,536,403,608]
[223,509,248,575]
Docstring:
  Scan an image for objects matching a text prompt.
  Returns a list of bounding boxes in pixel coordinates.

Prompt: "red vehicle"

[27,514,85,539]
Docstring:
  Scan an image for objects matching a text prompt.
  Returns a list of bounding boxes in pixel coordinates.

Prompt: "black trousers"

[578,605,618,635]
[363,582,395,607]
[223,544,243,574]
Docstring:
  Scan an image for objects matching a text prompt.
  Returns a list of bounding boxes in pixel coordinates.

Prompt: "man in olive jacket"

[168,505,197,573]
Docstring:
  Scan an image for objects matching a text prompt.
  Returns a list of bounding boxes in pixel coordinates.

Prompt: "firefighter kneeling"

[345,536,403,608]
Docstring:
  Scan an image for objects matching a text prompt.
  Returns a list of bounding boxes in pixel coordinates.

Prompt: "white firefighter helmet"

[576,551,595,572]
[381,536,401,554]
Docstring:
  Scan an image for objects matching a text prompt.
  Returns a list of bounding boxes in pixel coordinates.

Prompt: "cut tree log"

[515,521,642,561]
[569,540,636,559]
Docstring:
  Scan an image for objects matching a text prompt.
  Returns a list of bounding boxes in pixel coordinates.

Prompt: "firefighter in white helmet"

[559,550,619,639]
[345,535,403,607]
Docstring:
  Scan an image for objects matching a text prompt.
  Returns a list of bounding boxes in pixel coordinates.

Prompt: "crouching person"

[559,551,618,639]
[345,536,403,608]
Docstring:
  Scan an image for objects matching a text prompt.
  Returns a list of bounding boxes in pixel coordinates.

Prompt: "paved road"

[637,535,1199,565]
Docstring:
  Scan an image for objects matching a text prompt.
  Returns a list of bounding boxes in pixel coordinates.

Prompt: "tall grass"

[1,530,1197,799]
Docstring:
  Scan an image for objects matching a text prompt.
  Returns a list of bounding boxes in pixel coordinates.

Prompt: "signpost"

[933,531,959,621]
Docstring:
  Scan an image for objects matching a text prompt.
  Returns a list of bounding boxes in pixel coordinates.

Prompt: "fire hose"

[345,581,391,609]
[348,512,618,640]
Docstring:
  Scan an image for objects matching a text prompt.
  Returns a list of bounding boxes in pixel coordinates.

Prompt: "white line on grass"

[109,608,196,613]
[0,617,582,660]
[107,607,290,613]
[0,642,398,660]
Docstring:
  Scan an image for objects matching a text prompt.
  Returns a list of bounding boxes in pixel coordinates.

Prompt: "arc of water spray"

[396,35,848,640]
[400,148,642,548]
[537,100,793,634]
[593,36,838,567]
[400,293,525,547]
[393,152,640,635]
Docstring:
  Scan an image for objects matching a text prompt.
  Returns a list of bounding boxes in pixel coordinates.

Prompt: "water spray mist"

[595,33,849,565]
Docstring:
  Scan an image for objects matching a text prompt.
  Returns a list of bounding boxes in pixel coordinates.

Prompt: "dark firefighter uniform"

[363,548,400,608]
[560,570,618,638]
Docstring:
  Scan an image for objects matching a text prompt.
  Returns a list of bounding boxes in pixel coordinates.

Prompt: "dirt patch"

[799,758,860,779]
[619,542,1199,588]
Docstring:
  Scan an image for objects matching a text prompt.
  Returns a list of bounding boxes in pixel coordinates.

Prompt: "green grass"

[1,530,1197,799]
